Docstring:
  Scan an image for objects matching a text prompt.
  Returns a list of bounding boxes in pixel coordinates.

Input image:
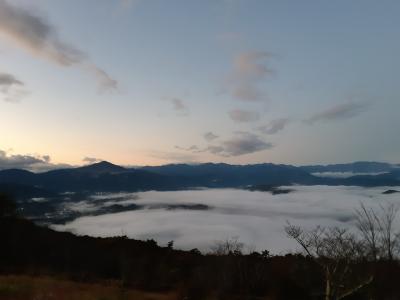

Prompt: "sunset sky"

[1,0,399,170]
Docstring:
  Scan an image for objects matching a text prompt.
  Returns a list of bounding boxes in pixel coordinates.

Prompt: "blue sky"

[0,0,399,169]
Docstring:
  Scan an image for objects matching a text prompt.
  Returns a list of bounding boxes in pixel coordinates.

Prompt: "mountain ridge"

[0,161,399,198]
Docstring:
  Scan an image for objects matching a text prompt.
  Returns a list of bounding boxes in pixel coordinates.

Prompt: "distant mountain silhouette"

[75,161,127,174]
[301,161,395,174]
[0,161,399,198]
[0,183,55,199]
[141,163,318,187]
[0,161,175,194]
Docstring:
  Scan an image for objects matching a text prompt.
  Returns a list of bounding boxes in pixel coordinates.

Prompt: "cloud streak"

[204,132,219,142]
[0,0,117,91]
[0,72,28,102]
[258,118,290,135]
[0,149,70,172]
[305,102,369,125]
[226,51,274,101]
[219,132,272,156]
[178,132,272,157]
[168,98,189,116]
[229,109,260,123]
[82,157,102,164]
[0,73,23,87]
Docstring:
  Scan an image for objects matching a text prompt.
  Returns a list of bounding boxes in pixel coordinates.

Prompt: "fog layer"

[53,186,400,254]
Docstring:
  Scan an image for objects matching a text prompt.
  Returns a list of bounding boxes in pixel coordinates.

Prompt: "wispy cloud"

[175,145,201,152]
[258,118,290,135]
[204,132,219,142]
[168,97,189,116]
[229,109,260,123]
[0,149,70,172]
[178,132,272,157]
[0,73,23,87]
[219,132,272,156]
[0,0,117,91]
[86,64,118,92]
[0,72,28,102]
[82,157,102,164]
[305,102,369,125]
[226,51,274,101]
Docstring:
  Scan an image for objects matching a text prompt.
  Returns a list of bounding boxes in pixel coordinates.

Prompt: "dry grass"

[0,275,178,300]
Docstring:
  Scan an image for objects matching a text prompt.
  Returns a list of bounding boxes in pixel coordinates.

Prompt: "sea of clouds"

[53,186,400,254]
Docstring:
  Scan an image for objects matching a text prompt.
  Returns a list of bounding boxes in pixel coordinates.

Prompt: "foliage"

[0,193,16,217]
[1,201,400,299]
[210,237,244,256]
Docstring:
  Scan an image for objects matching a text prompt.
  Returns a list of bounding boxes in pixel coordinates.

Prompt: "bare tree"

[354,202,400,261]
[375,203,400,260]
[354,203,380,261]
[285,223,373,300]
[210,236,244,256]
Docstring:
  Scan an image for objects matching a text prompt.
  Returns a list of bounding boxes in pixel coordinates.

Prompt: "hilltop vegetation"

[0,275,177,300]
[1,194,400,300]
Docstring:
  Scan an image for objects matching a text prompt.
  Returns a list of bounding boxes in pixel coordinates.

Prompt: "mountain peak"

[93,161,119,167]
[77,161,126,174]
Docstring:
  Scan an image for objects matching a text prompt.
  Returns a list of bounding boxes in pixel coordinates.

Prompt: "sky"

[0,0,399,170]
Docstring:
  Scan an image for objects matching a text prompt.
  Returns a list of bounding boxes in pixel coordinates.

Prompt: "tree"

[355,202,400,261]
[167,240,174,249]
[210,236,244,256]
[375,203,400,260]
[354,203,380,261]
[0,193,16,218]
[285,223,373,300]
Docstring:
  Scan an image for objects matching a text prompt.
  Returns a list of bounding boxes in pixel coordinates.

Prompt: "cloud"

[86,64,118,92]
[82,157,102,164]
[170,98,185,111]
[204,132,219,142]
[174,145,201,152]
[226,51,274,101]
[53,186,400,253]
[0,72,28,102]
[0,73,23,87]
[179,132,272,157]
[0,0,117,91]
[258,118,290,135]
[168,97,189,116]
[305,102,368,125]
[219,132,272,156]
[228,109,260,123]
[0,149,71,172]
[204,145,226,155]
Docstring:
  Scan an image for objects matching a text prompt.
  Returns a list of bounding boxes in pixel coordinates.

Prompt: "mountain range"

[0,161,399,199]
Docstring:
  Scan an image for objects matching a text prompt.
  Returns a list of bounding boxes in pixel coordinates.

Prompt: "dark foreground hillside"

[1,215,400,300]
[0,275,177,300]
